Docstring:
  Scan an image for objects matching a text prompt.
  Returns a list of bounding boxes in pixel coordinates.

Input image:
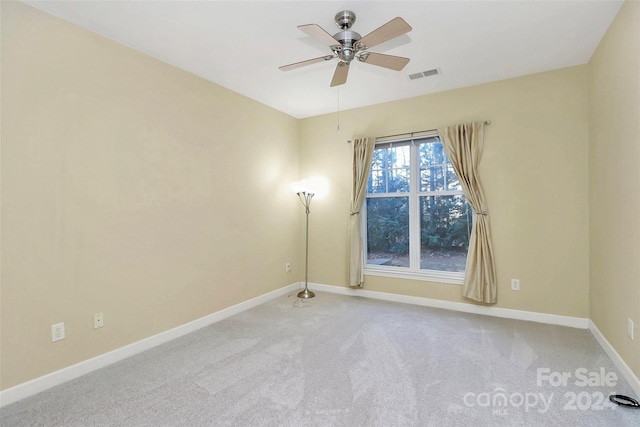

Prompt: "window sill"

[364,266,464,285]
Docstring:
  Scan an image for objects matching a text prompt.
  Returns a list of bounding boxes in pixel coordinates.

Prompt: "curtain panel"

[438,122,497,303]
[348,137,376,287]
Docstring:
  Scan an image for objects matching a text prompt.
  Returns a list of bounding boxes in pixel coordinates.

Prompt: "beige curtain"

[348,137,376,287]
[438,122,497,303]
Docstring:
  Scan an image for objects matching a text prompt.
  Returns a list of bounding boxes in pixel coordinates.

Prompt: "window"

[363,135,471,284]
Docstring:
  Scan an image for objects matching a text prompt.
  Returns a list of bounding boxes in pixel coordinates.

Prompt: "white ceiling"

[25,0,623,119]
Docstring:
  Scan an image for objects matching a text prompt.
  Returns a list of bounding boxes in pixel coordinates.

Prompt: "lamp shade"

[290,176,328,197]
[290,179,311,194]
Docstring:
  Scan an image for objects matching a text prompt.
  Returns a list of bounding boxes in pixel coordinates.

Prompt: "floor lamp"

[293,184,315,299]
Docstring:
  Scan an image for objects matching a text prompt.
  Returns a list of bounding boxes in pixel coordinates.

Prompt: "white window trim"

[362,135,466,286]
[363,264,464,285]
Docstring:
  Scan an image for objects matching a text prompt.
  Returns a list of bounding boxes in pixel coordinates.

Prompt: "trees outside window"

[364,136,471,282]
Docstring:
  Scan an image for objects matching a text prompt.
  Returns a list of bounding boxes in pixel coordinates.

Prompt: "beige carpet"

[1,291,639,426]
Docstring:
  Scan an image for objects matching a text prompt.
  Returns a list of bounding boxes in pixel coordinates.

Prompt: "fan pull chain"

[337,86,341,135]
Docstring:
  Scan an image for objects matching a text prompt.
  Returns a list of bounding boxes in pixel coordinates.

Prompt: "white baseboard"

[308,282,590,329]
[588,320,640,397]
[0,283,300,408]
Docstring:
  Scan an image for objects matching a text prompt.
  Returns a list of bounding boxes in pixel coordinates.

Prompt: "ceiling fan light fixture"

[338,48,355,62]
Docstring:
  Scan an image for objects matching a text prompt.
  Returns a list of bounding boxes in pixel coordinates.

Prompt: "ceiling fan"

[279,10,412,87]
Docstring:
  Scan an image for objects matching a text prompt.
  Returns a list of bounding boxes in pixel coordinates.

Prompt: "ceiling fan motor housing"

[333,30,362,62]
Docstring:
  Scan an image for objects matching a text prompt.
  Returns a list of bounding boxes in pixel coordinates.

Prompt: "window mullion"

[409,142,420,271]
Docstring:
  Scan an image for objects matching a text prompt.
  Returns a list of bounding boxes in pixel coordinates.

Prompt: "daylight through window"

[364,135,472,282]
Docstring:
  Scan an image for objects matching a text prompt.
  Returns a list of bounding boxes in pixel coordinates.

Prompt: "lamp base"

[297,289,315,299]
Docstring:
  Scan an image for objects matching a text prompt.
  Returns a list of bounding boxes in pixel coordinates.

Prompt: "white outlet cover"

[94,313,104,329]
[628,319,634,340]
[51,323,65,342]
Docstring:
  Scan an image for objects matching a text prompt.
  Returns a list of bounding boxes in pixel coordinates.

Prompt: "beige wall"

[1,2,301,389]
[588,0,640,380]
[299,65,590,318]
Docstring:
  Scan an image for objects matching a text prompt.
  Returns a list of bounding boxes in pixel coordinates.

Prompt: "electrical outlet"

[285,262,292,273]
[94,313,104,329]
[628,319,634,340]
[51,323,65,342]
[511,279,520,291]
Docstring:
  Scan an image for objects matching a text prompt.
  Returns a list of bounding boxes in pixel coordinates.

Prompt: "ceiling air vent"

[409,68,439,80]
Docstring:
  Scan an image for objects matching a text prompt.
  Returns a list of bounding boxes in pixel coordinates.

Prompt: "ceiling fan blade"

[298,24,340,47]
[357,17,412,49]
[330,62,349,87]
[279,55,335,71]
[359,52,410,71]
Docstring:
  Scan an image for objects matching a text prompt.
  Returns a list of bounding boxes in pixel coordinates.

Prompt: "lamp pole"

[296,191,315,299]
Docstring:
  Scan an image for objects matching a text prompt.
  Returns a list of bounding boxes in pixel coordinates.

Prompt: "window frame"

[362,133,466,285]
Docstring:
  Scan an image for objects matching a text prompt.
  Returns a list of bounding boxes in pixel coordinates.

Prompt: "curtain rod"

[347,120,491,143]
